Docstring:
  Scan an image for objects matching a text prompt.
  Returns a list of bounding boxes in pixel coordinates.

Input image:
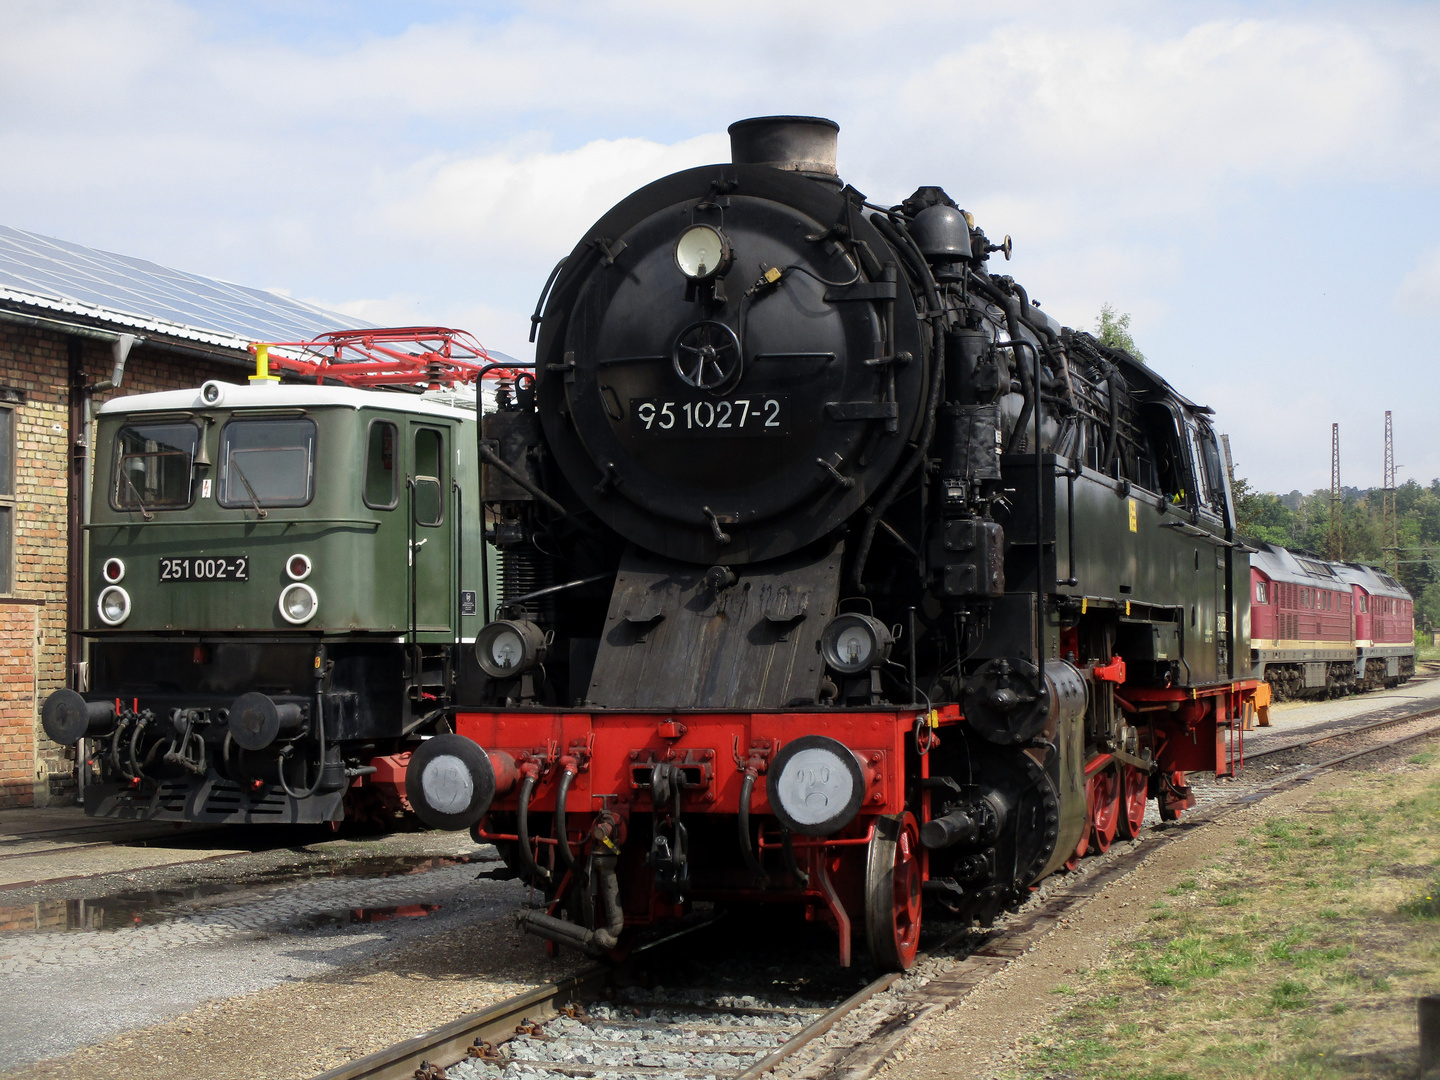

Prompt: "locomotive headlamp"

[101,558,125,584]
[97,585,131,626]
[285,553,312,581]
[820,613,894,675]
[475,619,548,678]
[766,735,866,837]
[278,582,318,625]
[675,224,732,280]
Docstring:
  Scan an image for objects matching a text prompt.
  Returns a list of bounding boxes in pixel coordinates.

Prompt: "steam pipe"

[852,213,947,591]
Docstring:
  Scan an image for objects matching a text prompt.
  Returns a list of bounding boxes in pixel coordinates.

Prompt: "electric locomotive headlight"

[101,558,125,584]
[278,582,318,625]
[766,735,866,837]
[97,585,131,626]
[675,224,732,280]
[285,553,312,581]
[820,613,893,675]
[474,619,548,678]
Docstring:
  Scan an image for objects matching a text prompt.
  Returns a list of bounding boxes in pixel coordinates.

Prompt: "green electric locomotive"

[41,369,494,824]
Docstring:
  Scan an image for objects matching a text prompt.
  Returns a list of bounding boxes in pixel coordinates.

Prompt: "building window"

[0,406,12,594]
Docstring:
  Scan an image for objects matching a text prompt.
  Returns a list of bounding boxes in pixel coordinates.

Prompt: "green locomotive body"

[44,377,493,824]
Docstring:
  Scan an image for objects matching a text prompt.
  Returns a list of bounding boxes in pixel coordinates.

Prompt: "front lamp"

[675,224,732,281]
[475,619,548,678]
[278,582,318,625]
[819,613,893,675]
[96,585,131,626]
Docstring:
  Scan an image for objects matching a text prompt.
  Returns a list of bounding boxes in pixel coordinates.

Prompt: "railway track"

[311,711,1440,1080]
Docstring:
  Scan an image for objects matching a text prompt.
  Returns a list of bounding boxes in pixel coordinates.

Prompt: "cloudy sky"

[3,1,1437,493]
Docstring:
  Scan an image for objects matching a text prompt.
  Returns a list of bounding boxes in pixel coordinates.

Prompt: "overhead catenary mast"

[1329,422,1342,561]
[1383,411,1397,574]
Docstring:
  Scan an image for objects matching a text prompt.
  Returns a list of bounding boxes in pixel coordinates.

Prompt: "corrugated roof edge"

[0,288,255,356]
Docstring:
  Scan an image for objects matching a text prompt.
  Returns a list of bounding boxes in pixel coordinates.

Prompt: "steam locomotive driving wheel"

[865,812,922,969]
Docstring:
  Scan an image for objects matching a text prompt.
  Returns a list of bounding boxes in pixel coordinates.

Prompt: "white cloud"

[1395,246,1440,312]
[382,133,728,259]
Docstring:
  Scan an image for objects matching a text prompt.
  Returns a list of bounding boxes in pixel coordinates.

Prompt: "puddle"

[286,903,442,932]
[0,855,475,934]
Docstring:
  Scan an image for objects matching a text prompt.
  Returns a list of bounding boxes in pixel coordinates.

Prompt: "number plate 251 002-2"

[630,395,788,436]
[159,556,249,582]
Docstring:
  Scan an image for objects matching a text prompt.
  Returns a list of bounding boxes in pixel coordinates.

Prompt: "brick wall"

[0,600,42,808]
[0,319,244,804]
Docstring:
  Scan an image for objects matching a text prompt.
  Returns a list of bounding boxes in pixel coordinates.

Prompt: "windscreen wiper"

[229,461,268,519]
[123,474,155,521]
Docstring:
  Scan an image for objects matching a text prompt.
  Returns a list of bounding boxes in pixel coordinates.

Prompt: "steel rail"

[307,918,715,1080]
[1245,703,1440,763]
[309,965,609,1080]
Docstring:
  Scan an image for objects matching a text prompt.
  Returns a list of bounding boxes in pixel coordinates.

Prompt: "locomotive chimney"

[728,115,839,179]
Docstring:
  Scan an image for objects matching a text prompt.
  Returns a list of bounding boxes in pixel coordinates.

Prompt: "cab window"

[412,427,444,527]
[218,419,316,509]
[1255,581,1268,604]
[363,420,398,509]
[113,422,198,510]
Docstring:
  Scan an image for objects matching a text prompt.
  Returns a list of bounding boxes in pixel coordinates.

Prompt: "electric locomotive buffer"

[407,117,1257,970]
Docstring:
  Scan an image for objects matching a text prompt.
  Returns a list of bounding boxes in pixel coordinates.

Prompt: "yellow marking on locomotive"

[1127,498,1138,532]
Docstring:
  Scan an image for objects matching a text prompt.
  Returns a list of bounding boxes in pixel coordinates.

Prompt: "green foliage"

[1232,472,1440,604]
[1096,303,1147,364]
[1399,879,1440,920]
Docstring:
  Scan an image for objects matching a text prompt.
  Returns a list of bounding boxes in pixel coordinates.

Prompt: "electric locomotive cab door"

[408,423,454,638]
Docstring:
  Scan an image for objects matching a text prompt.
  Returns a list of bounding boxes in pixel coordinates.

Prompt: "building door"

[408,424,453,637]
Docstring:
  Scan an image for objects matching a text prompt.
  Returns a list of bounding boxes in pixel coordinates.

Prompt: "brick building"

[0,225,369,808]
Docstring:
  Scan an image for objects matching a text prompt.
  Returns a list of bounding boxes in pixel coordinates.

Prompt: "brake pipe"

[554,757,580,871]
[516,769,551,888]
[738,769,768,887]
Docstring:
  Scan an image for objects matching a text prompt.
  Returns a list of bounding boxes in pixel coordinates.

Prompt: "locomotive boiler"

[409,117,1256,969]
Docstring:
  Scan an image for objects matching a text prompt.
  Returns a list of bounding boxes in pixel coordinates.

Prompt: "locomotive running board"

[586,541,843,710]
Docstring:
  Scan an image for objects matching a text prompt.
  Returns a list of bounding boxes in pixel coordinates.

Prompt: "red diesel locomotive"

[1250,542,1414,698]
[403,117,1256,970]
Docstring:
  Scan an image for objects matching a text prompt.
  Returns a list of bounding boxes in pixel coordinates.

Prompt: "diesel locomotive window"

[113,422,199,511]
[412,427,444,526]
[218,419,316,509]
[1255,581,1268,604]
[363,420,398,509]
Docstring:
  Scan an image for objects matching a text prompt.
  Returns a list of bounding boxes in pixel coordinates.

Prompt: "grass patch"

[1001,749,1440,1080]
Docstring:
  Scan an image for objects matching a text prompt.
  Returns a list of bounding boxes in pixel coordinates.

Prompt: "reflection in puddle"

[289,904,443,932]
[0,855,472,934]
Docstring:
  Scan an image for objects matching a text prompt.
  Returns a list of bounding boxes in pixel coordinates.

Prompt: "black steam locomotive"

[406,116,1254,969]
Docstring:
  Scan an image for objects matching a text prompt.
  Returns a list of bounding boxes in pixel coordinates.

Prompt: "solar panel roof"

[0,224,372,352]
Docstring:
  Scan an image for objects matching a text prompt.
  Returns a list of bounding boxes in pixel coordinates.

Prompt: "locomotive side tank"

[42,378,490,824]
[421,117,1256,968]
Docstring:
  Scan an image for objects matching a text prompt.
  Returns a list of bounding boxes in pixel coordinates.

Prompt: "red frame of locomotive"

[366,675,1255,964]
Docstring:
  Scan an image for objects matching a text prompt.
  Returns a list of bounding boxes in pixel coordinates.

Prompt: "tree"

[1096,303,1146,364]
[1231,472,1295,546]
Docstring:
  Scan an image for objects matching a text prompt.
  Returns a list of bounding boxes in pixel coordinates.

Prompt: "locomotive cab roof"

[96,379,479,422]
